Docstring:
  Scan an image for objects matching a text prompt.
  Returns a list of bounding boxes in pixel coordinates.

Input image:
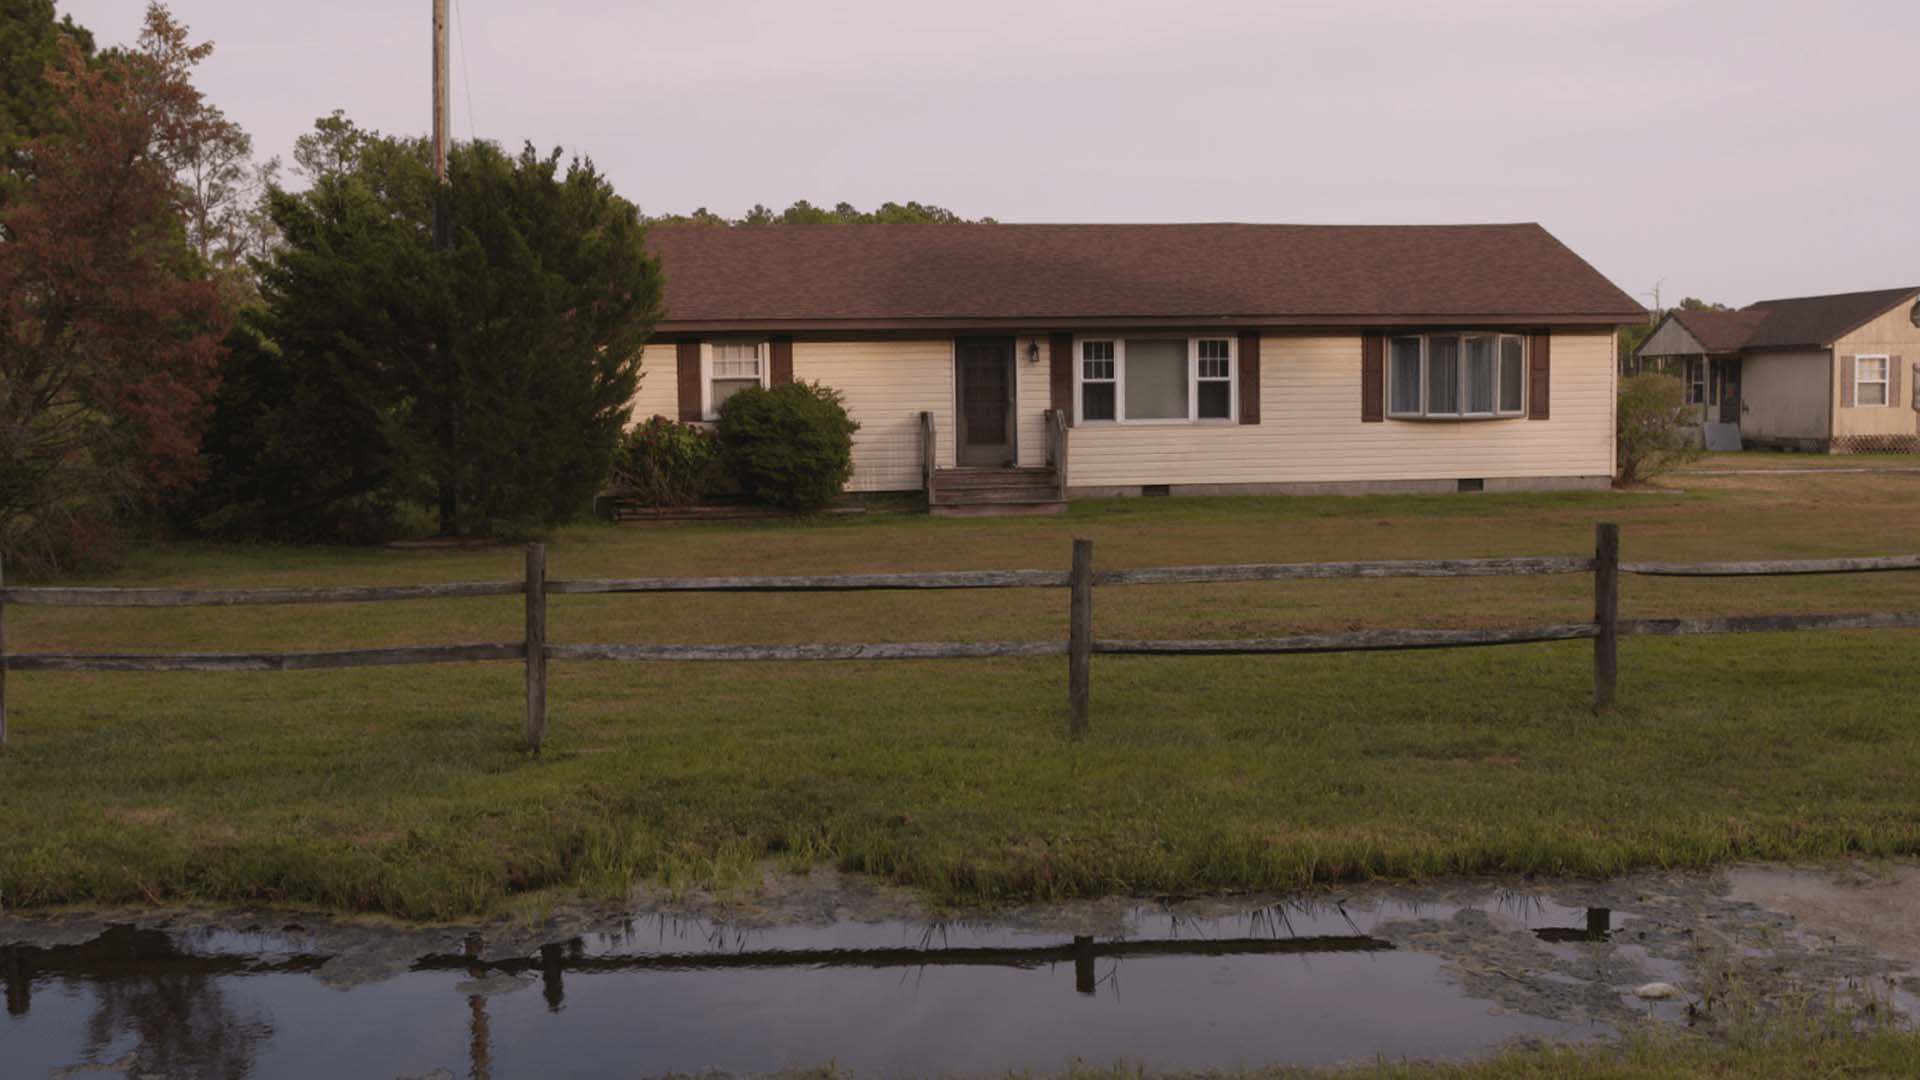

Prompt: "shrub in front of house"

[613,416,719,507]
[1617,373,1702,484]
[716,382,860,512]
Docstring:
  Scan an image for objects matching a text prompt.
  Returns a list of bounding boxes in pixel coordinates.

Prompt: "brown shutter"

[1049,332,1074,423]
[1238,330,1261,425]
[1890,356,1903,409]
[1360,334,1384,422]
[1840,356,1855,408]
[1527,332,1551,420]
[769,339,794,386]
[676,341,702,421]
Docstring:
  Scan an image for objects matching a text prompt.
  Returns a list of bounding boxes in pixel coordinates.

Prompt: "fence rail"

[3,524,1918,752]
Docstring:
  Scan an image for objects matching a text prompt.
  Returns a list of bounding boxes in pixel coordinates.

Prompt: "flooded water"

[4,898,1615,1079]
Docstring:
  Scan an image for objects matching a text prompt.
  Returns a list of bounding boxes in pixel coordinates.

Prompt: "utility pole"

[432,0,458,534]
[431,0,450,245]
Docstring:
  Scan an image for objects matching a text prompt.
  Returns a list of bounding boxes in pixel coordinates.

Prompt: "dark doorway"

[1718,357,1741,424]
[956,337,1015,466]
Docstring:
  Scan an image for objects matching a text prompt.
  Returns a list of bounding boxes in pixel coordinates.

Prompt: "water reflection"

[1535,908,1613,944]
[6,926,283,1079]
[3,902,1604,1079]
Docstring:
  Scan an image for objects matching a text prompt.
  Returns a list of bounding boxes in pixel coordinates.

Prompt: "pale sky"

[60,0,1920,310]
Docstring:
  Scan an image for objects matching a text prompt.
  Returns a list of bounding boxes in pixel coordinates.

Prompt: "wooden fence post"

[1594,523,1619,712]
[525,543,548,753]
[1069,538,1093,736]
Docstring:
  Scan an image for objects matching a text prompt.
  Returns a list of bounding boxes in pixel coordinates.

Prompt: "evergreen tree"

[204,124,662,539]
[0,0,95,208]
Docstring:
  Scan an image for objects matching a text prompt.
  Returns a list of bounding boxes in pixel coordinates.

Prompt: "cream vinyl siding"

[1068,331,1615,486]
[627,344,681,425]
[1741,351,1830,442]
[1013,335,1051,467]
[1831,302,1920,437]
[793,340,955,491]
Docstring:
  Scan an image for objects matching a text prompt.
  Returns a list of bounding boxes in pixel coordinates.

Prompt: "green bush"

[613,416,719,507]
[715,382,859,512]
[1617,372,1702,484]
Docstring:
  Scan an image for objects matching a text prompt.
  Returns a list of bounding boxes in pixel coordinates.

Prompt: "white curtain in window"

[1125,339,1188,420]
[1465,336,1495,413]
[1427,336,1461,414]
[1499,337,1525,413]
[710,379,758,410]
[1390,337,1422,414]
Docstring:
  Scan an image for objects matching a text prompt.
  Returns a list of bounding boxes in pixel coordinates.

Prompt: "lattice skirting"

[1832,434,1920,454]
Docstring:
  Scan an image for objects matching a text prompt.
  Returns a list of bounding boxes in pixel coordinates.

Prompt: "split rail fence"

[3,524,1919,751]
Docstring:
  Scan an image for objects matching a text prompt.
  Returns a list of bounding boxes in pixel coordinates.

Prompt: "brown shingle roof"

[644,223,1644,331]
[1740,286,1920,350]
[1669,308,1767,352]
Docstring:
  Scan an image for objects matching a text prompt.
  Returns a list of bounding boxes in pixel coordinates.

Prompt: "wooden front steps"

[930,466,1066,517]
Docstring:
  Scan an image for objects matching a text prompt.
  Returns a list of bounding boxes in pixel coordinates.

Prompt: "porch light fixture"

[1026,339,1041,365]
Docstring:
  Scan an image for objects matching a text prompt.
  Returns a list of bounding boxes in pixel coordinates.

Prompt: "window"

[1387,333,1526,419]
[1390,337,1423,414]
[1465,335,1496,415]
[1857,355,1890,407]
[1686,358,1706,405]
[1126,339,1188,420]
[1081,340,1117,421]
[1499,336,1525,413]
[1073,336,1237,423]
[707,341,765,418]
[1197,339,1233,419]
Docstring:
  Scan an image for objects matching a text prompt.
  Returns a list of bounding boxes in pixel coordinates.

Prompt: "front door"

[955,337,1015,466]
[1704,357,1743,451]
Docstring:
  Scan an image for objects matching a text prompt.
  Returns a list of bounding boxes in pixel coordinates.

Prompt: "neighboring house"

[1632,287,1920,453]
[627,223,1644,513]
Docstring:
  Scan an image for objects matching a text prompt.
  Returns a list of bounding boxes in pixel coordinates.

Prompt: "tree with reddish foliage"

[0,4,231,571]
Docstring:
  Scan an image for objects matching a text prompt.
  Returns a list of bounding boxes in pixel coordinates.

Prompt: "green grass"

[4,470,1920,918]
[981,1029,1920,1079]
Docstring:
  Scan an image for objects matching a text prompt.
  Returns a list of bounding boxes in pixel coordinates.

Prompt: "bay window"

[1386,332,1527,419]
[1075,337,1237,423]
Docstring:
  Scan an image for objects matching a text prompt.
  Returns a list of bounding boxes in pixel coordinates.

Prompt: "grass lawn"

[1016,1029,1920,1079]
[1686,450,1920,470]
[4,469,1920,918]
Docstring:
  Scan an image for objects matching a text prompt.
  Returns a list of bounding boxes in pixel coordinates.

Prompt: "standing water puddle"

[3,897,1619,1079]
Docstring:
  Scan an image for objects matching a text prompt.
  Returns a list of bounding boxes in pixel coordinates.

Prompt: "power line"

[453,0,477,142]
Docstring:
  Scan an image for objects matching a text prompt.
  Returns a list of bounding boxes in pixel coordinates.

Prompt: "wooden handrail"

[919,410,937,507]
[1045,408,1070,501]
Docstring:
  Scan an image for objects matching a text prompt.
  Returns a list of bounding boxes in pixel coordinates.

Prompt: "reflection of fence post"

[1069,539,1093,736]
[1594,523,1619,712]
[1073,935,1096,995]
[1,553,8,752]
[540,943,566,1012]
[525,543,548,753]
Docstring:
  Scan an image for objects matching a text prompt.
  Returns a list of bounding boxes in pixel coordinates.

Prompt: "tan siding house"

[630,223,1643,512]
[1632,287,1920,453]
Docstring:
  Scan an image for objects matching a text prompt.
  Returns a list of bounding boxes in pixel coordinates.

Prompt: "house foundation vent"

[1141,484,1171,497]
[1457,478,1485,493]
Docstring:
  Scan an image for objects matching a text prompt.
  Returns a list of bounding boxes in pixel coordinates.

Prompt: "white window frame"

[1856,354,1891,408]
[702,340,770,421]
[1385,332,1527,420]
[1071,334,1238,425]
[1686,357,1706,406]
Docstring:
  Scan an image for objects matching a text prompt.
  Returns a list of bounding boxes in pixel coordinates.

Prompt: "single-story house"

[627,223,1644,512]
[1631,286,1920,453]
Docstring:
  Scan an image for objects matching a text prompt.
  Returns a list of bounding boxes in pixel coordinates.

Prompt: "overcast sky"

[60,0,1919,309]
